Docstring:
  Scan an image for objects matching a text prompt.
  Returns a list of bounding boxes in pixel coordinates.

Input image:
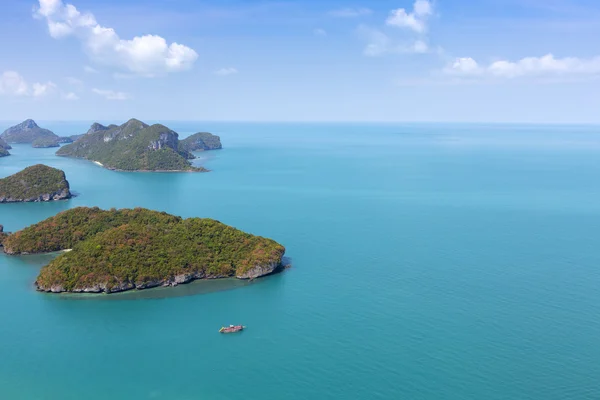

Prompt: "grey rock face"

[86,123,109,135]
[36,270,234,294]
[0,188,71,203]
[236,261,281,280]
[149,131,179,151]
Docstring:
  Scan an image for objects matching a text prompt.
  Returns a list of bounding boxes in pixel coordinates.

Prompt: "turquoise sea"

[1,122,600,399]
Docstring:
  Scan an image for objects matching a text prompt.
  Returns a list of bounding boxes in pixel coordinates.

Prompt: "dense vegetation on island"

[179,132,222,154]
[3,207,285,293]
[1,120,60,146]
[0,164,71,203]
[56,119,213,172]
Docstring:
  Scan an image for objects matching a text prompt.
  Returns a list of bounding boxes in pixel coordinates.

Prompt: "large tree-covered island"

[3,207,285,294]
[56,119,222,172]
[0,164,72,203]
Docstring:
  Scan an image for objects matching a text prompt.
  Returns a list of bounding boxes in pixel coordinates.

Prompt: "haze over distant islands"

[2,207,285,294]
[56,119,222,172]
[0,164,71,203]
[0,120,73,149]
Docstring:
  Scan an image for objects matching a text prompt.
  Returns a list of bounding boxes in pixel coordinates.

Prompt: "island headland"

[0,164,72,203]
[0,138,11,157]
[3,207,285,294]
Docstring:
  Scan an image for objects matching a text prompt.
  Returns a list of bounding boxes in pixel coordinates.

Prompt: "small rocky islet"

[2,207,285,294]
[179,132,223,153]
[0,164,71,203]
[57,118,222,172]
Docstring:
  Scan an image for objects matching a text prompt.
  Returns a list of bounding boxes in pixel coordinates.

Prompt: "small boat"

[219,325,245,333]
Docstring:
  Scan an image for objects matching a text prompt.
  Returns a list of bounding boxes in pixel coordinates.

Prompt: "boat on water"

[219,325,245,333]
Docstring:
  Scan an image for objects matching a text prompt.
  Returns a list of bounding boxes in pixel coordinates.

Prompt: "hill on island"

[0,164,71,203]
[0,120,72,148]
[56,119,220,172]
[2,207,285,293]
[1,120,58,144]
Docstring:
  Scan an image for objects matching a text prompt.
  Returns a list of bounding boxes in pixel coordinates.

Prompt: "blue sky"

[1,0,600,122]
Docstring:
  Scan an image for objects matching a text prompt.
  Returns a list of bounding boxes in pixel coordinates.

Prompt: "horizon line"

[1,119,600,126]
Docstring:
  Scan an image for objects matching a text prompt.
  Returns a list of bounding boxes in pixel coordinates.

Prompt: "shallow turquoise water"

[1,122,600,399]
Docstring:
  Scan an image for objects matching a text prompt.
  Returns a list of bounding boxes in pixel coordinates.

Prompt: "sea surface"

[1,122,600,399]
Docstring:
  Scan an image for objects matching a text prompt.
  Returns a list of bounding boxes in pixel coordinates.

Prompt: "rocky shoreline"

[0,188,71,203]
[5,207,286,295]
[59,155,208,173]
[35,261,283,294]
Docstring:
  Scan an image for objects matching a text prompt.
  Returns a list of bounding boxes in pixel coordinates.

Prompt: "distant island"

[0,119,72,148]
[0,164,72,203]
[0,138,11,157]
[56,119,222,172]
[2,207,285,294]
[179,132,222,153]
[32,137,60,148]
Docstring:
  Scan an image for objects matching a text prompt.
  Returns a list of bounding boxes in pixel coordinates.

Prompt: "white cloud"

[62,92,79,100]
[329,8,372,18]
[444,57,482,75]
[386,0,433,33]
[92,88,129,100]
[32,81,57,97]
[0,71,62,98]
[313,28,327,37]
[357,1,435,57]
[358,26,429,56]
[84,65,98,73]
[34,0,199,77]
[0,71,30,96]
[214,67,238,76]
[444,54,600,79]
